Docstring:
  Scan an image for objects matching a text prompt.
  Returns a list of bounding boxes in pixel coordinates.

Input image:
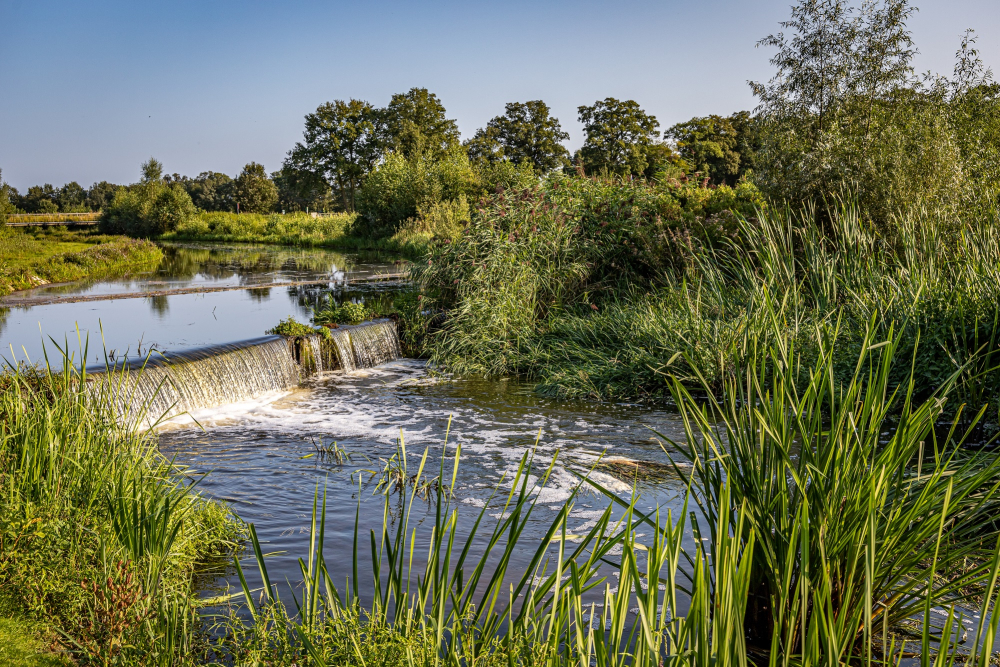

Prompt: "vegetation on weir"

[0,351,243,665]
[0,227,162,297]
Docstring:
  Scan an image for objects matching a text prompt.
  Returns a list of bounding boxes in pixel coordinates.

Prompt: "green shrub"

[99,181,197,237]
[312,299,372,326]
[266,316,330,338]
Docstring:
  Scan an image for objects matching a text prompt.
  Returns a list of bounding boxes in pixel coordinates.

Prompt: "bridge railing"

[4,212,100,226]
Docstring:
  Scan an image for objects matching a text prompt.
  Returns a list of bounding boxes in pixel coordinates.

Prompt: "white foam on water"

[155,388,303,430]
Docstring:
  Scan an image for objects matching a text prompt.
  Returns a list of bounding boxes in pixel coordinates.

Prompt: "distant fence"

[4,212,100,226]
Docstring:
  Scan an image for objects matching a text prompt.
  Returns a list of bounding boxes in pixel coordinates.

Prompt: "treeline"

[3,0,998,239]
[1,178,118,214]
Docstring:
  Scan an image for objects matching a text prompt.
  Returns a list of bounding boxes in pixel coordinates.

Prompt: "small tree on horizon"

[232,163,278,214]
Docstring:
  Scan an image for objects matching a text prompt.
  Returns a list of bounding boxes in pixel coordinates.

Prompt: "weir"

[88,319,402,424]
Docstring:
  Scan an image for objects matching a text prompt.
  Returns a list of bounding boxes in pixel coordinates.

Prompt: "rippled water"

[158,360,691,603]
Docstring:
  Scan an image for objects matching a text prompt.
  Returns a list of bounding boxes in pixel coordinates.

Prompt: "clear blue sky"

[0,0,996,191]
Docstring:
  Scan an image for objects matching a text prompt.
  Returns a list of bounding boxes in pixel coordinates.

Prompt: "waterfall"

[308,336,324,372]
[89,336,301,425]
[325,319,401,371]
[88,320,402,426]
[329,328,356,372]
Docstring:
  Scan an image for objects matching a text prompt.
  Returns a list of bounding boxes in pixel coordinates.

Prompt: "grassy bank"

[0,358,243,665]
[0,227,162,297]
[415,176,1000,407]
[160,211,433,258]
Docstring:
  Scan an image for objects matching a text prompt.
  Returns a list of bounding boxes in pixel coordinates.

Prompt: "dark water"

[0,242,398,365]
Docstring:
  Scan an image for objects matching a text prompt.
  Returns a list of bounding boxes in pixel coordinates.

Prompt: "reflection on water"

[158,360,693,607]
[0,243,401,364]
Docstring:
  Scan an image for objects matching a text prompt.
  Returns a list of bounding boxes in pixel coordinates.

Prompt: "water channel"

[0,242,693,619]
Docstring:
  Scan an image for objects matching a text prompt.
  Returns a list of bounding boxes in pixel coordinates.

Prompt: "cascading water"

[308,336,324,372]
[325,319,401,371]
[329,328,356,372]
[90,336,302,425]
[90,320,402,426]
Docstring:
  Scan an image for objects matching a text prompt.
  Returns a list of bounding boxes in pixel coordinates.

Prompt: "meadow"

[0,227,162,297]
[160,211,434,258]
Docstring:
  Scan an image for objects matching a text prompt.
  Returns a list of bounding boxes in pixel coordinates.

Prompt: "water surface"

[0,242,398,364]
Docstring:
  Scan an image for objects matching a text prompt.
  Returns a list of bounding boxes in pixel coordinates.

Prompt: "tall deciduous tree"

[285,99,384,211]
[384,88,460,159]
[666,114,757,185]
[466,100,570,172]
[232,163,278,214]
[577,98,660,177]
[87,181,119,211]
[56,182,87,212]
[21,185,59,213]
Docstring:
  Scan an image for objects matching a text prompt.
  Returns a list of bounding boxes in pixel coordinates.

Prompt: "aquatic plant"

[267,316,330,338]
[311,297,372,326]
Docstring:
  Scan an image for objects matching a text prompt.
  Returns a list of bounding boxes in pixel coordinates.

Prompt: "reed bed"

[416,178,1000,408]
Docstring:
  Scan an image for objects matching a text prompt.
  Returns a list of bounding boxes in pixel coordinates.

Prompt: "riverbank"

[159,211,434,258]
[0,365,243,665]
[0,227,162,297]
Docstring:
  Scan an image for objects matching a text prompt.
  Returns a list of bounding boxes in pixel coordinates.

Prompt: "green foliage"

[0,354,242,664]
[285,99,384,211]
[18,185,59,214]
[577,98,661,177]
[383,87,460,159]
[99,159,197,237]
[99,182,197,237]
[356,147,479,237]
[231,162,278,214]
[140,157,163,184]
[311,299,372,326]
[271,166,333,213]
[465,100,570,172]
[85,181,119,212]
[0,169,15,223]
[415,175,763,380]
[666,113,757,185]
[165,171,234,212]
[665,321,1000,656]
[267,316,330,338]
[747,0,998,224]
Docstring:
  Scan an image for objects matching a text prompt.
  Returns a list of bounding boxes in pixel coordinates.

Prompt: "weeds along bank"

[0,362,242,664]
[415,175,1000,404]
[0,227,162,297]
